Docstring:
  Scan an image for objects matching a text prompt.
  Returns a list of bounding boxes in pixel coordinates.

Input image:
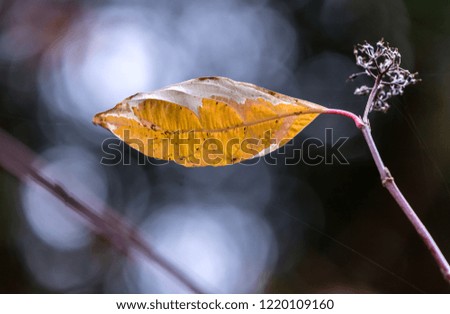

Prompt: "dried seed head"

[351,39,420,112]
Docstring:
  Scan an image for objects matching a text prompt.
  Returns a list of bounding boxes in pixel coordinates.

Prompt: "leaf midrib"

[143,110,323,134]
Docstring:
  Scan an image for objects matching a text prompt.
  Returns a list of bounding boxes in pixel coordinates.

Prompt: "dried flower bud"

[354,85,372,96]
[351,39,420,112]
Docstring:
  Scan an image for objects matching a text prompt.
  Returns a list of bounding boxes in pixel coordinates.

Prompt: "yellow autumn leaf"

[93,77,327,167]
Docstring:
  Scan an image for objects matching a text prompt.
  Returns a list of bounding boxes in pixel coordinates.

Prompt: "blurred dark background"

[0,0,449,293]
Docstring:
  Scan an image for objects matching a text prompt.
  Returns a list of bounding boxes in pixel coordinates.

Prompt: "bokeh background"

[1,0,449,293]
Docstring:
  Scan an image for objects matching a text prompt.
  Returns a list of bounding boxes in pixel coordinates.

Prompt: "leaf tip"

[92,112,105,127]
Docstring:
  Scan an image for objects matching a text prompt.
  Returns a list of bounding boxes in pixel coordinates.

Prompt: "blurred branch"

[0,128,204,293]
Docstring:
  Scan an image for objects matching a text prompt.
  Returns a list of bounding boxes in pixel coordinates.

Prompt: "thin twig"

[361,77,450,282]
[360,126,450,282]
[362,75,381,123]
[0,128,204,293]
[328,78,450,283]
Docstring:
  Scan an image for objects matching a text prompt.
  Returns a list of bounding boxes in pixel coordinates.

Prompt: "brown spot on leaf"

[198,76,218,81]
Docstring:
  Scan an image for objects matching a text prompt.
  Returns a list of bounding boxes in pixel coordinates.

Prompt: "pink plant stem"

[325,101,450,283]
[324,109,365,129]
